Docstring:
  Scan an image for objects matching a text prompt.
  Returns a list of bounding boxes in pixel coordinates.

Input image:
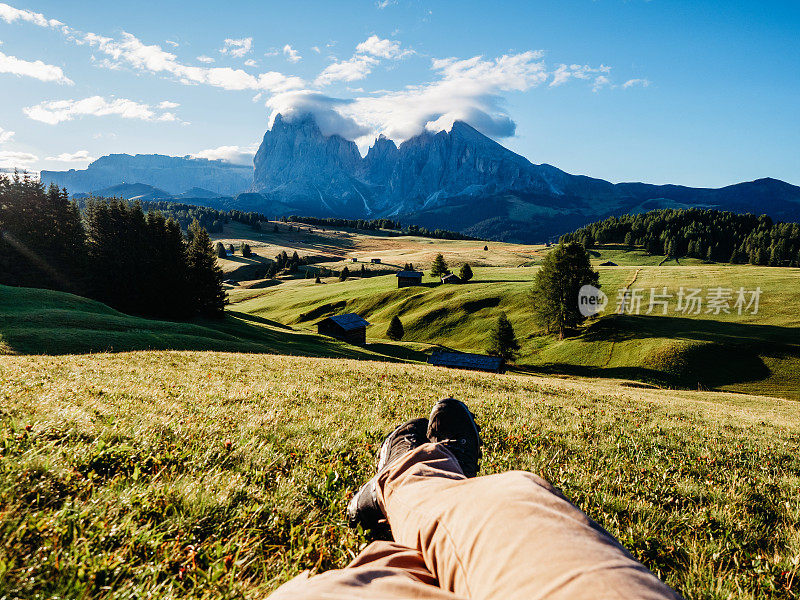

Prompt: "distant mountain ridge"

[40,115,800,242]
[244,114,800,242]
[41,154,252,197]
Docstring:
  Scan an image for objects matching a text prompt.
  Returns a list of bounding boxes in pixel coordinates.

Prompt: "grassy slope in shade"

[0,284,424,361]
[0,352,798,599]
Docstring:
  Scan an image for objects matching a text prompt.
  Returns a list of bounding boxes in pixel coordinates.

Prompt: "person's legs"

[267,540,468,600]
[377,443,682,600]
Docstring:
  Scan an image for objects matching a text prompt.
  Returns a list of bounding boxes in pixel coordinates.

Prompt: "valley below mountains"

[42,114,800,242]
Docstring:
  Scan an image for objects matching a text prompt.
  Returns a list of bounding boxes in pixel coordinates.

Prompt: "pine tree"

[483,245,488,251]
[339,266,350,281]
[488,312,520,361]
[215,242,227,258]
[315,276,322,283]
[387,315,404,341]
[242,243,252,257]
[531,242,600,338]
[430,253,449,277]
[187,220,227,317]
[360,264,367,277]
[228,244,235,254]
[459,263,473,281]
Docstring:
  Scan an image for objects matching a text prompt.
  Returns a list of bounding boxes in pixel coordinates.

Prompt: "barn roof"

[325,313,370,331]
[396,271,423,278]
[441,273,461,283]
[427,350,503,372]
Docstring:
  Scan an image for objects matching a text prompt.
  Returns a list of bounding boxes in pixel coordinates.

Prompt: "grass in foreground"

[1,351,798,599]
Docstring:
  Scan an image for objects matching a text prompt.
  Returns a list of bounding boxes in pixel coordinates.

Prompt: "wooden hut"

[316,313,370,345]
[441,273,461,284]
[396,270,423,288]
[600,261,618,266]
[427,350,504,373]
[370,258,382,264]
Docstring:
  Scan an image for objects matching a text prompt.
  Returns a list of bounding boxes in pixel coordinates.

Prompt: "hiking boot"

[347,417,429,531]
[427,398,482,478]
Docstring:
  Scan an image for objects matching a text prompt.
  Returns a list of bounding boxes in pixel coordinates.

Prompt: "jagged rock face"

[247,113,800,241]
[41,154,252,196]
[251,114,367,215]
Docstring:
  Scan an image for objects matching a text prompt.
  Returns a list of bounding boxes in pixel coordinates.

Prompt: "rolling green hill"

[232,263,800,399]
[0,284,425,362]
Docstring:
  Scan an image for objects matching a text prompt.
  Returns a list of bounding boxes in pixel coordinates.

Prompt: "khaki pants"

[269,443,682,600]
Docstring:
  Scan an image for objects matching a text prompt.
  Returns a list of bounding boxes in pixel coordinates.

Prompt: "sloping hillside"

[2,351,797,599]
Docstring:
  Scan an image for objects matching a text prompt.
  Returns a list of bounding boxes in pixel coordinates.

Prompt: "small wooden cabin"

[316,313,370,345]
[351,257,358,262]
[441,273,461,284]
[600,261,618,266]
[427,350,504,373]
[396,270,423,288]
[370,258,382,264]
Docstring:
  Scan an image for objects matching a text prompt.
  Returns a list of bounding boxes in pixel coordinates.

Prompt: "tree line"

[284,215,474,240]
[1,174,226,319]
[562,208,800,266]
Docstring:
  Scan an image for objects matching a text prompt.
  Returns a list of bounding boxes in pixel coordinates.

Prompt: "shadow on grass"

[521,314,800,390]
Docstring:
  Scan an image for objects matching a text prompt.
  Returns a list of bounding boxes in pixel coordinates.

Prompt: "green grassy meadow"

[2,228,800,599]
[2,352,799,599]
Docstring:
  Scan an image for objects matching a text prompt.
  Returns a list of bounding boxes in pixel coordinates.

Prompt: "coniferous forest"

[0,174,226,319]
[562,208,800,266]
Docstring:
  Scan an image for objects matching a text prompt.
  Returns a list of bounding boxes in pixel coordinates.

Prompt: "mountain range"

[41,114,800,242]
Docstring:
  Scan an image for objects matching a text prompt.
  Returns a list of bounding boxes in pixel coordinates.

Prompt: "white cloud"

[221,37,253,58]
[283,44,301,63]
[23,96,182,125]
[592,75,611,92]
[311,46,321,54]
[244,58,258,67]
[196,55,215,63]
[376,0,397,8]
[45,150,94,162]
[623,78,651,88]
[165,40,179,48]
[356,35,412,59]
[0,3,62,29]
[274,51,551,148]
[314,35,411,86]
[158,100,180,109]
[0,51,72,84]
[549,63,611,87]
[0,126,13,144]
[190,145,255,166]
[0,150,38,168]
[82,31,304,93]
[315,54,378,86]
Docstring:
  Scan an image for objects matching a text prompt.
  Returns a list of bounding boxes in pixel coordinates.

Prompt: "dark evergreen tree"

[430,253,449,277]
[228,244,235,254]
[360,264,367,277]
[387,315,405,341]
[242,243,252,257]
[186,220,227,318]
[531,242,599,338]
[488,312,520,361]
[0,174,85,291]
[339,266,350,281]
[215,242,227,258]
[315,276,322,283]
[459,263,473,281]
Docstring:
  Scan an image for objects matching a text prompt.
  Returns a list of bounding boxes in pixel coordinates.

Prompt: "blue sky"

[0,0,798,187]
